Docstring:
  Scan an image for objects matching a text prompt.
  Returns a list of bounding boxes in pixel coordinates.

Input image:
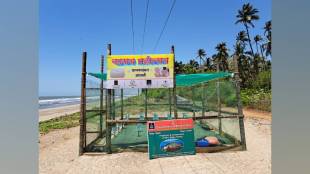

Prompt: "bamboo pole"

[106,115,240,124]
[202,83,207,117]
[144,89,148,119]
[191,87,196,119]
[169,88,172,116]
[99,55,104,138]
[112,89,115,120]
[121,89,124,120]
[171,46,178,118]
[106,44,112,154]
[234,55,247,150]
[217,62,222,134]
[79,51,87,155]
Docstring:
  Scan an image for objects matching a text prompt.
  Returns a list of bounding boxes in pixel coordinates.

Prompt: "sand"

[39,104,80,122]
[39,109,271,174]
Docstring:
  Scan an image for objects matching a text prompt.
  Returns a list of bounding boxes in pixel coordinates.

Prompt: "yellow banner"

[107,54,174,88]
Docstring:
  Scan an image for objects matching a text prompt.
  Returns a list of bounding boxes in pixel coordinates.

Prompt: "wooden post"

[121,89,124,120]
[106,44,112,154]
[144,89,148,119]
[171,46,178,118]
[191,87,196,119]
[79,51,87,155]
[99,55,104,138]
[169,88,172,116]
[217,62,222,134]
[234,55,247,150]
[112,89,115,120]
[202,83,207,117]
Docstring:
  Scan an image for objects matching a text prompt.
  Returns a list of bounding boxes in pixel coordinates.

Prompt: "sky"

[40,0,271,96]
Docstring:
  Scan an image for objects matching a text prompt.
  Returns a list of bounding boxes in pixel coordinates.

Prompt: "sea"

[39,89,139,109]
[39,96,81,109]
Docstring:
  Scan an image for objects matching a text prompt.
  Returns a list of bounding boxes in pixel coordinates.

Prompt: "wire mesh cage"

[84,76,106,152]
[82,73,244,153]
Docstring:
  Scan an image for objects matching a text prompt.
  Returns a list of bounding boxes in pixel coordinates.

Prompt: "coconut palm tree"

[235,3,260,56]
[234,42,251,87]
[209,54,218,71]
[253,34,265,65]
[253,53,261,75]
[196,49,206,66]
[215,42,229,71]
[175,61,185,74]
[236,31,249,44]
[264,20,271,36]
[205,57,211,70]
[264,20,272,56]
[254,35,263,53]
[200,57,213,72]
[189,59,199,69]
[265,42,271,57]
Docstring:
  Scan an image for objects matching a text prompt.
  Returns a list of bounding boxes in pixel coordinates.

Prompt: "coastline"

[39,104,80,122]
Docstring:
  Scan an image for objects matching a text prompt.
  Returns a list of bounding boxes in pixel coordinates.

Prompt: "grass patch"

[39,112,80,134]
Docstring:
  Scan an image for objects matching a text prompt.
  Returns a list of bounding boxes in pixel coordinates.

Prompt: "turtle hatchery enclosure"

[78,45,246,155]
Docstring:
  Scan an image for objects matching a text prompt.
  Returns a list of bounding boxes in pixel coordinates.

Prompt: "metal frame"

[79,45,247,155]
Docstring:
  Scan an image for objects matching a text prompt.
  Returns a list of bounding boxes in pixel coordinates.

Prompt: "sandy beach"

[39,106,271,174]
[39,104,80,122]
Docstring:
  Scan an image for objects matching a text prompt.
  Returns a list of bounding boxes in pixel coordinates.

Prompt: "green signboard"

[147,119,196,159]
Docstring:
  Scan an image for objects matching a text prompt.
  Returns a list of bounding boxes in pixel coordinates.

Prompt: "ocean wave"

[39,96,101,105]
[39,97,81,105]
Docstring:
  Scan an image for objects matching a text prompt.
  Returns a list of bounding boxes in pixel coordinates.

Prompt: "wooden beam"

[121,89,124,120]
[85,109,106,113]
[106,44,112,154]
[202,83,207,118]
[217,62,222,134]
[144,89,148,119]
[112,89,115,120]
[196,145,241,153]
[193,115,240,120]
[84,145,242,154]
[106,115,241,124]
[107,119,147,124]
[234,55,247,150]
[191,87,196,119]
[171,45,178,118]
[79,51,87,156]
[169,88,172,116]
[86,130,107,134]
[100,55,104,138]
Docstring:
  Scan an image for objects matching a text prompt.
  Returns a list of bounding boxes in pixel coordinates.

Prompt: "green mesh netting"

[87,72,232,87]
[88,72,107,80]
[176,72,232,86]
[84,72,242,153]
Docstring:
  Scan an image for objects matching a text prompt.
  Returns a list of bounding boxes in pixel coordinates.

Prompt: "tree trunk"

[244,24,254,56]
[259,45,266,70]
[254,56,259,75]
[255,42,259,54]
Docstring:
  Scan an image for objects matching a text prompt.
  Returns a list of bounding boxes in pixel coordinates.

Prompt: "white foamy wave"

[39,97,81,105]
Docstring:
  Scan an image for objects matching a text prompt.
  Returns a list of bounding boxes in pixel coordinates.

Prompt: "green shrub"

[250,70,271,90]
[241,88,271,111]
[39,112,80,134]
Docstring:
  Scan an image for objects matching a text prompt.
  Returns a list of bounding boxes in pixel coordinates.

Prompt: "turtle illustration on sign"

[160,139,184,152]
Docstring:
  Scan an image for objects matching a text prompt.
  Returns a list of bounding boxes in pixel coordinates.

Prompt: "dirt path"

[243,108,272,121]
[39,110,271,174]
